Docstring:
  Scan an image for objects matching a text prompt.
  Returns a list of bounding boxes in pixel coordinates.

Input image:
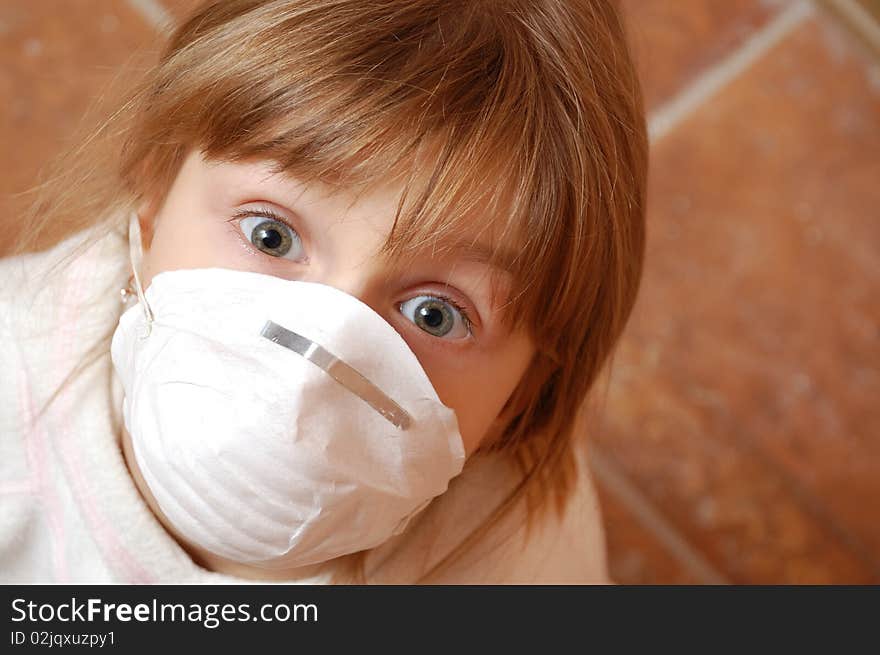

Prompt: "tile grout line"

[589,446,731,585]
[647,0,814,143]
[124,0,174,34]
[822,0,880,52]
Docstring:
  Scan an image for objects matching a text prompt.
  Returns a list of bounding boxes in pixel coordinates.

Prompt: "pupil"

[420,306,444,328]
[261,228,282,250]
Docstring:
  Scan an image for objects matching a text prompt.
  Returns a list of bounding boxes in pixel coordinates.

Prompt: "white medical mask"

[110,219,465,568]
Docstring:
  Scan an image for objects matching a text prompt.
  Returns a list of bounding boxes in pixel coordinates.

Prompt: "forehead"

[197,151,519,275]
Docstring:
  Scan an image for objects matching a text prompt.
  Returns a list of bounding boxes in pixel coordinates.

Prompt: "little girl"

[1,0,647,583]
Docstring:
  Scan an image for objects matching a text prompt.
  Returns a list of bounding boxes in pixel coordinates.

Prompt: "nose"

[310,266,391,322]
[304,207,400,322]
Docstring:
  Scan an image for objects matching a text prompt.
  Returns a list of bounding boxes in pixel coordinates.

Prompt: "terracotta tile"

[596,14,880,583]
[594,473,704,585]
[822,0,880,56]
[596,379,875,583]
[0,1,160,255]
[621,0,790,111]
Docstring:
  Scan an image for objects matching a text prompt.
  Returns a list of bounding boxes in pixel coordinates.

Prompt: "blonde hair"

[18,0,647,582]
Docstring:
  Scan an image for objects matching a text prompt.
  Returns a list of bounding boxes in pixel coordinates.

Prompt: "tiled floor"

[2,1,878,583]
[0,1,162,253]
[621,0,787,111]
[597,0,880,584]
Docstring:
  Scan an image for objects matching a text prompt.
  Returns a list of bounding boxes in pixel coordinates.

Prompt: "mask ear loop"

[128,211,154,334]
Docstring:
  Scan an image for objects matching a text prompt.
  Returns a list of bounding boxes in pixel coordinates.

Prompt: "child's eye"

[238,215,305,262]
[399,295,471,339]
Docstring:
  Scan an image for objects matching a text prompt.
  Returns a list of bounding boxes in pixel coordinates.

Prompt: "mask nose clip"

[261,320,413,430]
[128,211,154,335]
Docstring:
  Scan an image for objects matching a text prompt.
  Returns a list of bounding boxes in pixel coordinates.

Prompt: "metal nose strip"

[260,320,412,431]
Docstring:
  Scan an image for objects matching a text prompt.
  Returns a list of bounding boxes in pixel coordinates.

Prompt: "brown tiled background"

[2,1,878,583]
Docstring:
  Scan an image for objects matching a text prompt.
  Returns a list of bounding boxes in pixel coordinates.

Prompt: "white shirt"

[0,225,609,583]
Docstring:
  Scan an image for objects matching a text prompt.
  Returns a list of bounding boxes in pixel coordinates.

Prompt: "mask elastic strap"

[128,211,154,330]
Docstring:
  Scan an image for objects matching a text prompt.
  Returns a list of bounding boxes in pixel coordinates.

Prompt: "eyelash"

[231,206,292,229]
[231,206,475,336]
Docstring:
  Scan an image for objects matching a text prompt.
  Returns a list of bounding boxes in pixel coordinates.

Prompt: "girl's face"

[136,149,535,456]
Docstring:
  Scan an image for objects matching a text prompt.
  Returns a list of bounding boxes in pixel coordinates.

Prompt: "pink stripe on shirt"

[53,247,156,584]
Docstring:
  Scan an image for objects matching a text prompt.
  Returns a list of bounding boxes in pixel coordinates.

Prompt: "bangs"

[137,0,628,342]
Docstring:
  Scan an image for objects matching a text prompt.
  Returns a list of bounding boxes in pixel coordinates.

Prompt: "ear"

[135,197,160,253]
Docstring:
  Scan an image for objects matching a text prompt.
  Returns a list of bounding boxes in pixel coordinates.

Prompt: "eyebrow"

[441,239,518,274]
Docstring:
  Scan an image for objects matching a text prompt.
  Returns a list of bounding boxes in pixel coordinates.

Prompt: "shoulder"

[456,446,611,584]
[514,448,611,584]
[0,223,128,338]
[0,223,129,416]
[364,446,611,584]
